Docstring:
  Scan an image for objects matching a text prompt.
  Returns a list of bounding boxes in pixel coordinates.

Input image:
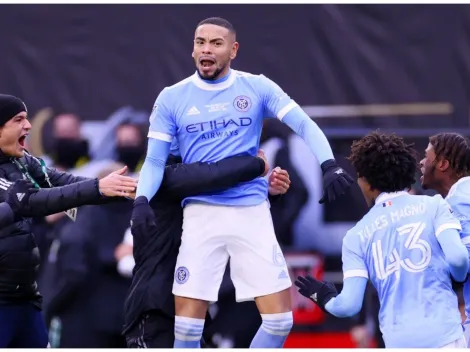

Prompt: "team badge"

[175,266,189,284]
[233,95,252,112]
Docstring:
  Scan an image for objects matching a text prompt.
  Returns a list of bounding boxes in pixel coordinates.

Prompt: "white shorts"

[441,335,466,348]
[464,321,470,347]
[172,201,292,303]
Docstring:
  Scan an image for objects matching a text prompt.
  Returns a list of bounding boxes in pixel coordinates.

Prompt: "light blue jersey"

[137,69,334,205]
[446,176,470,322]
[342,191,464,348]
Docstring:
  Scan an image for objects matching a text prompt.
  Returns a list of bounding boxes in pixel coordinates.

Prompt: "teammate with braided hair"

[296,131,468,348]
[420,132,470,346]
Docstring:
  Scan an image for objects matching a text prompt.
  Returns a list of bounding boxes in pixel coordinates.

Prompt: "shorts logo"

[175,266,189,284]
[233,95,251,112]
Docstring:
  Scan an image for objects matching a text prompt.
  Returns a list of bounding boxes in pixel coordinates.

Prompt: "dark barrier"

[0,4,469,129]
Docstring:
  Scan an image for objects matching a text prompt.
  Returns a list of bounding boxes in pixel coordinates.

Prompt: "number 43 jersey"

[342,191,463,348]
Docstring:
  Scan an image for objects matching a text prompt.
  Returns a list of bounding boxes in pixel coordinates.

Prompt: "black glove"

[319,159,354,204]
[4,179,38,217]
[131,196,156,240]
[295,275,338,312]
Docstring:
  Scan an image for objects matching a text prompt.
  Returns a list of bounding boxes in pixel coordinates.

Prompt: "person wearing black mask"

[115,123,145,173]
[50,114,90,170]
[0,94,138,348]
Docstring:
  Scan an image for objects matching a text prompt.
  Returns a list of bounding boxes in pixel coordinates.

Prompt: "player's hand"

[268,167,290,196]
[257,149,270,177]
[5,179,39,216]
[98,166,138,197]
[295,275,338,312]
[130,196,156,241]
[319,159,354,204]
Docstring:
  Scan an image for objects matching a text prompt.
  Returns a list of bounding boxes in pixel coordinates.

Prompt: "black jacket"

[123,155,266,334]
[0,152,103,306]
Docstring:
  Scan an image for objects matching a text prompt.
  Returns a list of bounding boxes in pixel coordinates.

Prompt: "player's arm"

[434,196,469,282]
[295,231,368,317]
[447,196,470,273]
[260,75,353,203]
[135,88,175,202]
[158,156,266,200]
[25,153,90,186]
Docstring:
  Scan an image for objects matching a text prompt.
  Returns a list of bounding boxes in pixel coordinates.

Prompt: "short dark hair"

[197,17,236,37]
[347,131,418,192]
[429,132,470,177]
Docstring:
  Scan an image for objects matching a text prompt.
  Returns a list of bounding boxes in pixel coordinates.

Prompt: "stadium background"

[0,3,469,348]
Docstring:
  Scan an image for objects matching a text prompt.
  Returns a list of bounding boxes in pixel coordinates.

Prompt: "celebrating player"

[420,132,470,346]
[132,17,353,348]
[295,131,468,348]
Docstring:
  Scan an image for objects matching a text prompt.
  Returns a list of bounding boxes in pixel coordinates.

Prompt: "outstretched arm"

[325,277,368,317]
[158,155,266,200]
[135,138,171,201]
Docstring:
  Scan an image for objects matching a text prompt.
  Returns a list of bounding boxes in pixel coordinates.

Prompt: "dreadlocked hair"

[347,131,418,192]
[429,132,470,178]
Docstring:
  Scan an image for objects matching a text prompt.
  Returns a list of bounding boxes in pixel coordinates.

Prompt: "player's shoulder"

[448,176,470,201]
[233,70,273,85]
[343,212,373,246]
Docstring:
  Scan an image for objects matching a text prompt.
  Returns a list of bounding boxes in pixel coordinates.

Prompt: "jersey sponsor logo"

[233,95,252,112]
[175,266,190,284]
[185,117,253,140]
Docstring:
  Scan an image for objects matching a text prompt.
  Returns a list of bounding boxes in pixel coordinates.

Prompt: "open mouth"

[18,135,27,148]
[199,57,215,70]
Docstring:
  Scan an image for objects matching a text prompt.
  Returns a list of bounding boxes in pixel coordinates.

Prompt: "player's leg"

[172,203,230,348]
[440,335,467,348]
[228,201,293,348]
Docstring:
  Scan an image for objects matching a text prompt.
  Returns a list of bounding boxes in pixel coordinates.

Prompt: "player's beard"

[197,62,226,81]
[421,162,436,190]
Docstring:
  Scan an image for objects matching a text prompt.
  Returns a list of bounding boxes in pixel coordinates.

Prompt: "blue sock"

[174,316,205,348]
[250,311,293,348]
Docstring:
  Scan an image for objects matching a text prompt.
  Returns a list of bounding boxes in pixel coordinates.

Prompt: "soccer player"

[419,132,470,345]
[125,147,290,348]
[295,131,468,348]
[132,17,354,348]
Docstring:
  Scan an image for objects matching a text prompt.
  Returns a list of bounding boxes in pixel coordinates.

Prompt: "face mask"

[53,138,89,169]
[117,146,144,172]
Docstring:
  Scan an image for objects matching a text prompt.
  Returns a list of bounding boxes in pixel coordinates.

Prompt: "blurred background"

[1,3,469,348]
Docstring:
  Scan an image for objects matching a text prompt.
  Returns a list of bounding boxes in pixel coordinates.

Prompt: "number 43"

[372,222,432,280]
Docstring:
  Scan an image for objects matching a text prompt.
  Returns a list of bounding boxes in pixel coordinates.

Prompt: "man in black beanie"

[0,94,139,348]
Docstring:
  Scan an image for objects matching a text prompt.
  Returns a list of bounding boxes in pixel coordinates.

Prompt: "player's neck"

[196,69,232,84]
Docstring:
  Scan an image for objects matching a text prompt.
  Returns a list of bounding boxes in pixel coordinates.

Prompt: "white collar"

[191,69,236,91]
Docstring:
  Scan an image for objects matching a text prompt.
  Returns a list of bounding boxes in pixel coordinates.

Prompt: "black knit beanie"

[0,94,27,126]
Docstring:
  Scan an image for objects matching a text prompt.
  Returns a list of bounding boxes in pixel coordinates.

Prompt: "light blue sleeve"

[433,196,469,281]
[324,277,368,317]
[323,231,369,317]
[135,88,176,201]
[147,88,177,143]
[135,138,171,200]
[447,195,470,268]
[342,231,369,281]
[258,75,334,164]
